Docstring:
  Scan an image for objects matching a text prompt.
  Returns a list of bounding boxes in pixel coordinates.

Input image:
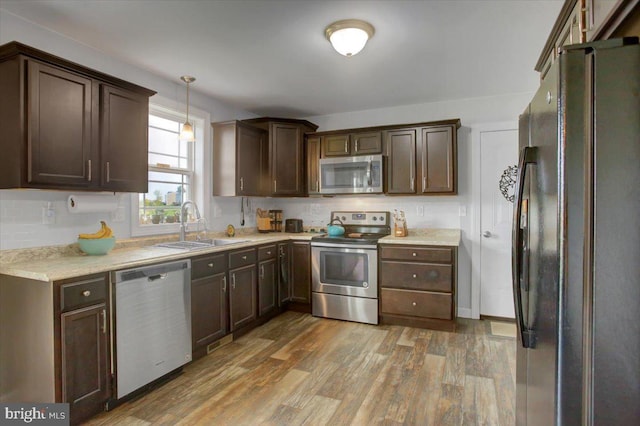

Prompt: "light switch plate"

[417,205,424,217]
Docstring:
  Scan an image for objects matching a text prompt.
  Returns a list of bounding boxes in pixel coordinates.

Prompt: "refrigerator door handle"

[512,146,537,349]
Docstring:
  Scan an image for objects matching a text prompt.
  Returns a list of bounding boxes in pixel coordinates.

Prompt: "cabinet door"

[351,131,382,155]
[290,241,311,304]
[321,134,350,157]
[100,84,149,192]
[27,60,93,187]
[270,123,304,195]
[420,127,456,194]
[278,242,291,305]
[61,303,110,422]
[191,272,228,351]
[306,136,321,195]
[385,129,417,194]
[258,259,277,316]
[229,265,257,331]
[237,123,267,196]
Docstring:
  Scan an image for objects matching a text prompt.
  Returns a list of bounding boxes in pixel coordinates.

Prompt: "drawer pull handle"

[82,290,91,297]
[208,263,214,268]
[412,252,417,257]
[412,274,417,278]
[412,302,417,306]
[222,276,227,292]
[242,255,247,260]
[267,251,271,255]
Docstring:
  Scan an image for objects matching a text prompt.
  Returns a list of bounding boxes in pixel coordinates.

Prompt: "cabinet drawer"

[229,248,256,269]
[61,277,107,312]
[380,261,452,292]
[379,246,453,263]
[258,245,277,261]
[380,288,452,320]
[192,253,226,279]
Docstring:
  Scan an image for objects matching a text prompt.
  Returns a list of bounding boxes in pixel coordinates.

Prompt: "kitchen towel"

[67,194,118,214]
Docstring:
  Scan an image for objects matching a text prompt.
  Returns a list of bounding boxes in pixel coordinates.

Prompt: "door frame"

[470,121,518,319]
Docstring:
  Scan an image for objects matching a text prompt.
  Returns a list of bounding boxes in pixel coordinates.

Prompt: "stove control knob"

[379,216,384,222]
[341,216,346,221]
[372,216,377,221]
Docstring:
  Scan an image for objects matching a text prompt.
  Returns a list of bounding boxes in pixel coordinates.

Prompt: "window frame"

[130,97,210,237]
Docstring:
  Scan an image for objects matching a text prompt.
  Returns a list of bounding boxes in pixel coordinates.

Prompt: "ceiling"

[0,0,563,118]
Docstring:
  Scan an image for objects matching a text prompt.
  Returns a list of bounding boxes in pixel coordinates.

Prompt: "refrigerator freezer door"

[590,43,640,425]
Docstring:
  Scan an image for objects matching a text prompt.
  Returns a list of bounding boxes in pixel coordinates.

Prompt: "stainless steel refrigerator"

[514,38,640,425]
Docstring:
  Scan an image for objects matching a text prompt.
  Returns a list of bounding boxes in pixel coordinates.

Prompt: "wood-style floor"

[86,312,516,425]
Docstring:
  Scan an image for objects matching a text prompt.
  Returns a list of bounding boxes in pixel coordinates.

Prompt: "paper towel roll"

[67,194,118,214]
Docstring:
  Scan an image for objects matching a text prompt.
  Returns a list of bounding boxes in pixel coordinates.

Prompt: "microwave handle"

[367,160,372,186]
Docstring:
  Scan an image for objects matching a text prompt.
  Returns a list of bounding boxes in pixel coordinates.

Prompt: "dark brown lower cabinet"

[191,253,228,358]
[58,274,111,424]
[229,264,257,331]
[278,242,291,305]
[290,241,311,304]
[379,244,457,331]
[258,259,277,316]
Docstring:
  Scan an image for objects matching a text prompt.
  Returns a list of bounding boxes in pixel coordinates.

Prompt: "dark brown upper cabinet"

[0,41,155,192]
[306,135,321,195]
[385,128,417,194]
[212,120,268,196]
[419,126,457,194]
[309,119,460,196]
[243,117,318,197]
[321,131,382,157]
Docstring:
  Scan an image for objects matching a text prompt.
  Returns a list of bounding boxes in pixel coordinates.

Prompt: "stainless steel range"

[311,211,390,325]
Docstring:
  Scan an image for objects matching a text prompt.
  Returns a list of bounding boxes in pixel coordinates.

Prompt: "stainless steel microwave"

[319,154,384,194]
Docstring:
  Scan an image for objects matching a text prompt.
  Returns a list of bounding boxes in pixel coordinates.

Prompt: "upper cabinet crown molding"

[0,41,155,96]
[535,0,640,79]
[0,41,156,192]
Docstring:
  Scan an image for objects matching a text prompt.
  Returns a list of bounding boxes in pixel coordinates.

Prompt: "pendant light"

[180,75,196,142]
[325,19,375,57]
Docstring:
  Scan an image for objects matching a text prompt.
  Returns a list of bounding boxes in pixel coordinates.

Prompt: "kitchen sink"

[154,239,248,251]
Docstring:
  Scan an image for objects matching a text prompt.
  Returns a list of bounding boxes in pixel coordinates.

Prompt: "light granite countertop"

[379,228,461,246]
[0,233,313,283]
[0,228,460,283]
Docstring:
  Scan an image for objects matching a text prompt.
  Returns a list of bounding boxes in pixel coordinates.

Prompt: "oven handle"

[311,242,378,250]
[367,160,372,186]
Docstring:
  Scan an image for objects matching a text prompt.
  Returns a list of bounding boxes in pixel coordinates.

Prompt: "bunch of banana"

[78,221,114,239]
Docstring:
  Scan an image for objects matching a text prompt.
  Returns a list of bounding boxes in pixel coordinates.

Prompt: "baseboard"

[457,307,473,319]
[480,314,515,323]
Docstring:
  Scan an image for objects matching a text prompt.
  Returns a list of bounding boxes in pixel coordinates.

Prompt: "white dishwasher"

[113,259,191,399]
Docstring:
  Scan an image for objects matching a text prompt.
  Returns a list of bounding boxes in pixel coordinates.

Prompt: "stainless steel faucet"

[179,200,201,241]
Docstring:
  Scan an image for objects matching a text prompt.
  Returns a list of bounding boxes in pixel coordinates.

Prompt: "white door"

[480,129,518,318]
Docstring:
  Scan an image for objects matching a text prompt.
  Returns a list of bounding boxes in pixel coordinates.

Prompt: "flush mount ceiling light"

[180,75,196,142]
[325,19,375,57]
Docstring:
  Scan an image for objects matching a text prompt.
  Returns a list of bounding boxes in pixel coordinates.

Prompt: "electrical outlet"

[417,205,424,217]
[110,206,125,223]
[459,206,467,217]
[42,202,55,225]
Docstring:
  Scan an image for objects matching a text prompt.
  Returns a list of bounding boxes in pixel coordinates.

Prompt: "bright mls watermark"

[1,404,69,425]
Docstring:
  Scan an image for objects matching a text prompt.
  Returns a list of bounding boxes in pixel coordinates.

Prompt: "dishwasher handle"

[114,259,191,283]
[148,273,168,282]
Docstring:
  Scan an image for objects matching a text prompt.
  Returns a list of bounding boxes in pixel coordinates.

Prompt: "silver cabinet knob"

[412,252,417,257]
[412,302,417,306]
[208,263,214,268]
[82,290,91,297]
[482,231,492,238]
[412,274,417,278]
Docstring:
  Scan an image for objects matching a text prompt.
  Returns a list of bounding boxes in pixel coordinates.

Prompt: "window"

[131,100,208,236]
[138,114,194,226]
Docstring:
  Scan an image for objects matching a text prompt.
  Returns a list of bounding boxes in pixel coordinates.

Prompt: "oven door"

[311,244,378,298]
